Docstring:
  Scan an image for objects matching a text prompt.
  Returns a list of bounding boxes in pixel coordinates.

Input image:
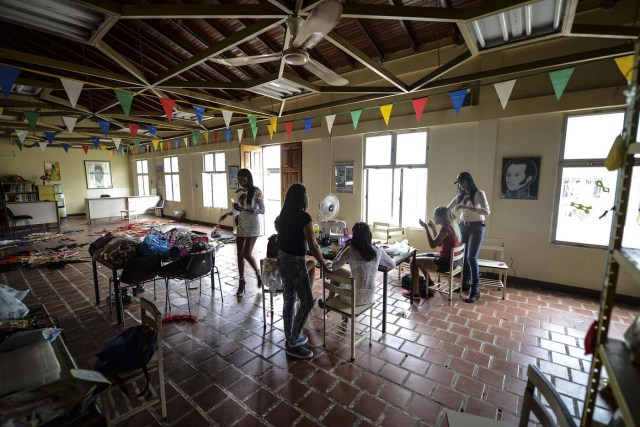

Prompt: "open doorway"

[262,145,281,236]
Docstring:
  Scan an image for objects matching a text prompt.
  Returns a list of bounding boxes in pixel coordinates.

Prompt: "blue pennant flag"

[147,126,157,137]
[304,118,313,135]
[44,132,55,144]
[97,119,110,137]
[225,129,231,142]
[193,105,205,125]
[175,138,179,149]
[448,89,468,116]
[61,143,70,153]
[91,136,100,148]
[0,66,20,98]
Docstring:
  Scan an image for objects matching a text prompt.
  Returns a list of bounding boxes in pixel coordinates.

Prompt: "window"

[202,152,228,209]
[364,131,428,228]
[164,156,180,202]
[554,111,640,248]
[136,160,150,196]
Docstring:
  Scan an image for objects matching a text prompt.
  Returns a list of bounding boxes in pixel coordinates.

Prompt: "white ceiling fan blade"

[292,0,342,50]
[302,58,348,86]
[210,53,282,67]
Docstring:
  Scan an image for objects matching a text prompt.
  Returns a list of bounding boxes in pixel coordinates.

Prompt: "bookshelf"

[2,181,37,202]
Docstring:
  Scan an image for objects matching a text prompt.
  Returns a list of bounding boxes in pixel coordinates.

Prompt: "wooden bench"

[477,238,508,300]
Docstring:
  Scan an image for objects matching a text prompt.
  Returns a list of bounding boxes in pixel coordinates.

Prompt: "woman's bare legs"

[412,258,438,295]
[305,258,316,284]
[236,237,247,282]
[242,236,260,282]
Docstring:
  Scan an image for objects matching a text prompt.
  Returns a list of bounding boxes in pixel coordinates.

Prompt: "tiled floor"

[1,217,636,426]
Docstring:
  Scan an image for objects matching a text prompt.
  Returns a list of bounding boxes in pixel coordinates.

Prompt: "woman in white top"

[220,168,265,297]
[447,172,490,303]
[319,222,395,307]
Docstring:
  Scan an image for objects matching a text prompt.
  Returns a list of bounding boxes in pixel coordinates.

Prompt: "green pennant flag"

[15,140,23,151]
[133,138,141,148]
[549,68,575,101]
[192,130,199,145]
[351,109,362,130]
[248,115,258,140]
[114,89,134,116]
[24,111,39,129]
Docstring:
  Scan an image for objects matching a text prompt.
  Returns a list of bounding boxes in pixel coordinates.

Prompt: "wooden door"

[240,144,263,190]
[280,142,302,201]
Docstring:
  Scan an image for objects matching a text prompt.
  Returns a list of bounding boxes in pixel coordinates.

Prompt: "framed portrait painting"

[85,160,113,189]
[500,157,541,200]
[44,161,61,181]
[228,166,239,190]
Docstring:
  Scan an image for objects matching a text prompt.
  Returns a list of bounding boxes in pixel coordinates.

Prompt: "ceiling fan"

[209,0,348,86]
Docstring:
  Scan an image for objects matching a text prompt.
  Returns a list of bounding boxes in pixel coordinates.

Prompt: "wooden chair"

[520,364,577,427]
[260,258,283,329]
[430,244,465,305]
[322,269,375,361]
[99,297,167,425]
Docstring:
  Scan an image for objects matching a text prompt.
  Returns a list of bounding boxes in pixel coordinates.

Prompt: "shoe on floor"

[428,279,436,287]
[453,283,471,293]
[464,290,480,303]
[402,289,421,300]
[317,298,325,309]
[286,345,314,359]
[296,335,308,346]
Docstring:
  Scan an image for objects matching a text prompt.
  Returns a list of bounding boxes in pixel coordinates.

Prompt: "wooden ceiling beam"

[317,86,401,94]
[157,80,247,90]
[340,4,464,22]
[264,0,293,14]
[95,40,150,85]
[387,0,417,52]
[120,4,287,19]
[159,87,274,116]
[411,50,473,92]
[570,24,640,40]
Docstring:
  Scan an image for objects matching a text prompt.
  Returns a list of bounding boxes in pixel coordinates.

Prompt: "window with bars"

[202,152,228,209]
[164,156,180,202]
[136,159,150,196]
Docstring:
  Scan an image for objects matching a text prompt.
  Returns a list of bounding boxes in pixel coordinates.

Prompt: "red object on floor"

[162,313,197,323]
[402,289,421,300]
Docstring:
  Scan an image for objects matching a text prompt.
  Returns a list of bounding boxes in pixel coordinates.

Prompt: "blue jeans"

[277,250,314,347]
[459,222,485,292]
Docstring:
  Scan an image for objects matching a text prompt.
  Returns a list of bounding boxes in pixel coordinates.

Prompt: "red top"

[438,225,461,259]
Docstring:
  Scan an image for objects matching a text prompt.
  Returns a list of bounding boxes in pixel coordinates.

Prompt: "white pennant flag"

[222,110,233,129]
[112,137,121,150]
[38,141,47,152]
[237,128,243,142]
[183,137,189,148]
[62,116,77,133]
[16,130,28,143]
[494,79,516,110]
[60,78,84,108]
[325,114,336,134]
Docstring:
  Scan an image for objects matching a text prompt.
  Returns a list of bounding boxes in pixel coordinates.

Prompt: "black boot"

[464,289,480,303]
[236,279,246,297]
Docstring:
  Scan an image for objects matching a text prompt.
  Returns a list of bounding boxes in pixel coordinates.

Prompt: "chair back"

[155,199,165,209]
[183,251,213,281]
[121,255,161,285]
[519,365,577,427]
[139,297,162,349]
[6,208,14,220]
[449,244,465,276]
[323,269,359,312]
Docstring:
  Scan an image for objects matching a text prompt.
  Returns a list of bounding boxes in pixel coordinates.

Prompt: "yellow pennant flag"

[615,55,634,83]
[100,144,106,150]
[269,117,278,134]
[110,150,114,157]
[152,139,159,150]
[379,104,393,125]
[204,131,209,144]
[267,124,274,139]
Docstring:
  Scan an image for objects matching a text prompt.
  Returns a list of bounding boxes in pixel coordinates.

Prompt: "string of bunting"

[0,54,634,154]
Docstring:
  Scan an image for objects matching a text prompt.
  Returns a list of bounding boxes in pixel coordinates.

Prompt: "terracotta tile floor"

[1,217,636,426]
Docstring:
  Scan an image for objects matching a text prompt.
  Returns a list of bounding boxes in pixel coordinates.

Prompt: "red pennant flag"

[128,123,139,138]
[214,131,218,143]
[285,121,293,137]
[412,97,428,122]
[160,98,176,121]
[166,141,171,150]
[82,143,89,154]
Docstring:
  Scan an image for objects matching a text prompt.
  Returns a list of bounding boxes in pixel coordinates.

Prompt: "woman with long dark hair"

[447,172,490,303]
[219,168,265,297]
[275,183,328,359]
[318,222,395,308]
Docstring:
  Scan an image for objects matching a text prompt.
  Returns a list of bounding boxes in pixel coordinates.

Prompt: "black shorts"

[418,253,457,273]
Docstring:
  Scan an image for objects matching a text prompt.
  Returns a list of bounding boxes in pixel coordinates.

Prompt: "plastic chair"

[260,258,283,329]
[153,199,165,217]
[99,297,167,425]
[108,255,161,316]
[519,364,577,427]
[6,207,32,234]
[322,269,375,362]
[430,244,466,305]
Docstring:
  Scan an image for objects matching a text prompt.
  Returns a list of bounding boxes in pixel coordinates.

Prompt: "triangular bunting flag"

[113,138,121,150]
[16,130,27,144]
[325,114,336,134]
[82,143,89,154]
[304,118,313,135]
[225,129,231,142]
[114,89,133,116]
[192,130,199,145]
[152,139,158,150]
[38,141,47,152]
[269,117,278,134]
[62,116,77,133]
[193,105,205,125]
[615,55,634,83]
[44,132,55,144]
[98,119,110,137]
[24,111,39,129]
[91,136,100,149]
[285,121,293,137]
[351,109,362,130]
[167,141,171,151]
[160,98,176,121]
[412,97,427,123]
[214,131,219,143]
[267,124,274,139]
[494,80,516,110]
[0,66,20,98]
[15,140,23,151]
[248,115,258,139]
[449,89,468,116]
[100,144,107,151]
[175,139,179,149]
[237,128,244,142]
[204,131,209,144]
[549,68,575,101]
[379,104,393,126]
[222,110,233,129]
[147,126,157,137]
[133,138,141,148]
[60,78,83,108]
[183,137,188,148]
[128,124,139,138]
[61,143,70,153]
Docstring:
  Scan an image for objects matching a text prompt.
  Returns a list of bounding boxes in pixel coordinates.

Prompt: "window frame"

[135,159,150,196]
[163,155,181,202]
[202,152,228,209]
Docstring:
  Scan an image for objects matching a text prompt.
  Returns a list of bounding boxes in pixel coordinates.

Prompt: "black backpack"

[401,274,428,297]
[267,234,278,258]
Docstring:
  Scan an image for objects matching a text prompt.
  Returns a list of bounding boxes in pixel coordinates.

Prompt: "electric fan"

[318,193,346,243]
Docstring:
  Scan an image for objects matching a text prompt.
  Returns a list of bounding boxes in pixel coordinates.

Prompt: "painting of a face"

[505,163,531,190]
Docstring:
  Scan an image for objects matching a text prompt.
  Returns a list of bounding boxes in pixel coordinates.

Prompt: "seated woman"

[319,222,395,307]
[403,206,461,300]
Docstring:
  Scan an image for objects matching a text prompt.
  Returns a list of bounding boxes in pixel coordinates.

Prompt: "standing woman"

[447,172,490,303]
[219,168,265,297]
[276,183,328,359]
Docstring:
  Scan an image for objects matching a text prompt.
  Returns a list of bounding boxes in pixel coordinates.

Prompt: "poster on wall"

[334,162,354,193]
[84,160,112,189]
[156,165,164,187]
[44,161,61,181]
[500,156,541,200]
[228,166,239,189]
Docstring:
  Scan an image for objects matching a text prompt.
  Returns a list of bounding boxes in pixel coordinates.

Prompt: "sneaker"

[317,298,325,309]
[402,290,421,300]
[428,279,436,287]
[464,290,480,303]
[453,283,471,293]
[286,345,314,359]
[296,335,309,346]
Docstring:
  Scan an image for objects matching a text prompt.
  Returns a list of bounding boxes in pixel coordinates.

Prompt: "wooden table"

[92,258,125,324]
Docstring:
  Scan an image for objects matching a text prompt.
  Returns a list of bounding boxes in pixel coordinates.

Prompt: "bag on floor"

[401,274,427,295]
